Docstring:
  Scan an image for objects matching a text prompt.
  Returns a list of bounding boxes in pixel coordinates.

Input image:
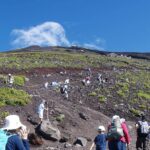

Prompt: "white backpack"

[107,118,124,140]
[138,121,149,134]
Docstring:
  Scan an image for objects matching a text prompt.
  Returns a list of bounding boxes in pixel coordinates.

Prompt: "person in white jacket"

[37,100,48,123]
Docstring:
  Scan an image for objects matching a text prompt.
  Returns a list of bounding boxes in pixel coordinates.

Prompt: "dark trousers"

[136,137,147,150]
[108,140,126,150]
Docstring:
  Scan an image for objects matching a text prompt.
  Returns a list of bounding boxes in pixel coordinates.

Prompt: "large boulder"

[36,120,61,141]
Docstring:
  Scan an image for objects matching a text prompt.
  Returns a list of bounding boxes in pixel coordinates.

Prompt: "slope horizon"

[1,45,150,54]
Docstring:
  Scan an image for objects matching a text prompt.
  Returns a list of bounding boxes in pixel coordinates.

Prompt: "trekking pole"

[46,102,49,121]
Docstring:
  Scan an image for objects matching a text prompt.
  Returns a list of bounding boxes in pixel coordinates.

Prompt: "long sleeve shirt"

[6,134,30,150]
[120,122,131,144]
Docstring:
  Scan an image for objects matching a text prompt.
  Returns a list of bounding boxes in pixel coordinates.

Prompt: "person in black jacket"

[135,114,150,150]
[1,115,30,150]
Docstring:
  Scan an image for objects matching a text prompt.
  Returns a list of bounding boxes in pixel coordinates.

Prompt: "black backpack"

[60,87,65,94]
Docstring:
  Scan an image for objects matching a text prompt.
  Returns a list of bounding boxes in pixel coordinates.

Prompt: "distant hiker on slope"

[0,115,30,150]
[7,73,14,87]
[60,84,69,99]
[135,114,150,150]
[90,125,107,150]
[107,115,131,150]
[37,100,48,124]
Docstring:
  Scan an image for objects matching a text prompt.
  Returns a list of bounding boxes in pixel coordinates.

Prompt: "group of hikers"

[0,71,149,150]
[0,107,149,150]
[89,114,150,150]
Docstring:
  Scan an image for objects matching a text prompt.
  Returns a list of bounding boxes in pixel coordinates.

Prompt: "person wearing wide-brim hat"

[1,115,30,150]
[90,125,107,150]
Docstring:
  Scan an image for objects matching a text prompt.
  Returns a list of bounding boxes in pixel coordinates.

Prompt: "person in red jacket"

[108,115,131,150]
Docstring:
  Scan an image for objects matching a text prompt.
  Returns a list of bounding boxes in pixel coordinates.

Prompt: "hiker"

[87,67,92,76]
[135,114,150,150]
[90,126,107,150]
[60,84,69,99]
[82,76,91,86]
[7,74,14,87]
[0,115,30,150]
[65,78,69,84]
[44,82,49,89]
[107,115,131,150]
[97,73,102,85]
[146,130,150,150]
[37,100,48,123]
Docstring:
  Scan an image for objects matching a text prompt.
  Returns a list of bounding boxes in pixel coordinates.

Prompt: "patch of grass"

[116,82,129,98]
[14,76,25,86]
[0,88,31,106]
[138,91,150,100]
[130,99,138,104]
[130,108,141,116]
[98,95,106,103]
[0,74,26,86]
[88,92,97,96]
[117,90,126,98]
[56,114,65,122]
[0,111,10,119]
[139,104,147,110]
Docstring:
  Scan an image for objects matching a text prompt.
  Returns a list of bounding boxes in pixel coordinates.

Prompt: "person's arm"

[122,123,131,144]
[6,135,30,150]
[19,128,30,150]
[89,142,95,150]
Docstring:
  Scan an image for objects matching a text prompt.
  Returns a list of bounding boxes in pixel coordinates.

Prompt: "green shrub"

[0,88,31,106]
[130,108,141,116]
[130,99,138,104]
[138,91,150,100]
[88,92,97,96]
[14,76,25,86]
[139,104,147,110]
[98,95,106,103]
[0,111,10,119]
[56,114,65,122]
[117,90,126,98]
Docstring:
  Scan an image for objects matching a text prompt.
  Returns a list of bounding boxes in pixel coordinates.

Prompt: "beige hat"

[98,125,105,131]
[2,115,26,130]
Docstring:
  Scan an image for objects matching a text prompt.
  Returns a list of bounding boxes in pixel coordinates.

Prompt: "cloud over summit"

[11,22,70,48]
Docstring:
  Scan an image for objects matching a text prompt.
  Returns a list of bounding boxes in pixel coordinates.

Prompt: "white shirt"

[38,103,45,114]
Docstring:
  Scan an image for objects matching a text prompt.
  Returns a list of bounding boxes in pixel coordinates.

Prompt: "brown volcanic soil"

[0,68,138,150]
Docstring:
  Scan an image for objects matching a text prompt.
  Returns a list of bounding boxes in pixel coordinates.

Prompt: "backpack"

[138,121,149,136]
[107,118,124,140]
[0,129,11,150]
[60,86,65,94]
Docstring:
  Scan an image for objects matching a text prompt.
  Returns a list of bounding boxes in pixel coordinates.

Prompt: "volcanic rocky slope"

[0,46,150,150]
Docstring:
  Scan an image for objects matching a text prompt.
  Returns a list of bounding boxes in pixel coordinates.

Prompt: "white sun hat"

[98,125,106,131]
[2,115,26,130]
[120,118,125,123]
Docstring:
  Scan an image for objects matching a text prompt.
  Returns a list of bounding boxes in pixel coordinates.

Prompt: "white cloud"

[83,38,106,50]
[11,22,70,48]
[72,38,106,50]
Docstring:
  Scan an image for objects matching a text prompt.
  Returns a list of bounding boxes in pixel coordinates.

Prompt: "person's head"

[2,115,26,133]
[141,114,146,121]
[8,74,11,76]
[97,125,105,133]
[28,133,43,145]
[120,118,125,123]
[42,99,46,104]
[112,115,120,123]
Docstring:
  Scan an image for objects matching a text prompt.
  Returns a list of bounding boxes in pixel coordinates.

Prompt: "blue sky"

[0,0,150,52]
